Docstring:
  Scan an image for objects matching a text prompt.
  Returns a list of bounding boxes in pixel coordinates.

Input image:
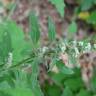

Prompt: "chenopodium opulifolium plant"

[45,39,94,72]
[59,39,96,66]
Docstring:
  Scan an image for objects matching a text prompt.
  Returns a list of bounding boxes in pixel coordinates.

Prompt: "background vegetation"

[0,0,96,96]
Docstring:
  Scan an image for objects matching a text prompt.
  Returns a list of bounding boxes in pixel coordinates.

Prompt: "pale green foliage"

[29,12,40,44]
[48,17,56,41]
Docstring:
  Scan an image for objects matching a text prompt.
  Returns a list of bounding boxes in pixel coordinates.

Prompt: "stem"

[0,56,33,74]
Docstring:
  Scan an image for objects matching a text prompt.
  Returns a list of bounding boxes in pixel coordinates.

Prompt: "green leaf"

[46,84,61,96]
[31,58,43,96]
[10,87,34,96]
[64,78,83,92]
[68,21,77,34]
[0,91,10,96]
[62,87,73,96]
[29,12,40,44]
[77,89,91,96]
[0,81,11,91]
[81,0,93,11]
[93,0,96,4]
[56,61,74,75]
[5,20,32,64]
[0,25,12,65]
[3,87,34,96]
[48,17,56,41]
[61,66,74,75]
[49,72,65,86]
[87,11,96,24]
[49,0,65,17]
[13,71,29,88]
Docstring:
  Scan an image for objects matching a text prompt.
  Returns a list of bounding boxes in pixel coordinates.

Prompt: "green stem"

[0,56,33,74]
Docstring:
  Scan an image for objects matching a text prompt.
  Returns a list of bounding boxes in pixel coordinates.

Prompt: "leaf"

[13,71,29,88]
[68,21,77,34]
[31,58,43,96]
[0,25,12,65]
[87,11,96,24]
[56,61,74,75]
[0,81,11,90]
[94,0,96,4]
[61,66,74,75]
[46,84,61,96]
[62,87,73,96]
[81,0,93,11]
[3,87,35,96]
[77,89,91,96]
[64,78,83,92]
[29,12,40,44]
[5,20,32,64]
[49,72,65,86]
[10,87,34,96]
[48,17,56,41]
[0,91,10,96]
[49,0,65,17]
